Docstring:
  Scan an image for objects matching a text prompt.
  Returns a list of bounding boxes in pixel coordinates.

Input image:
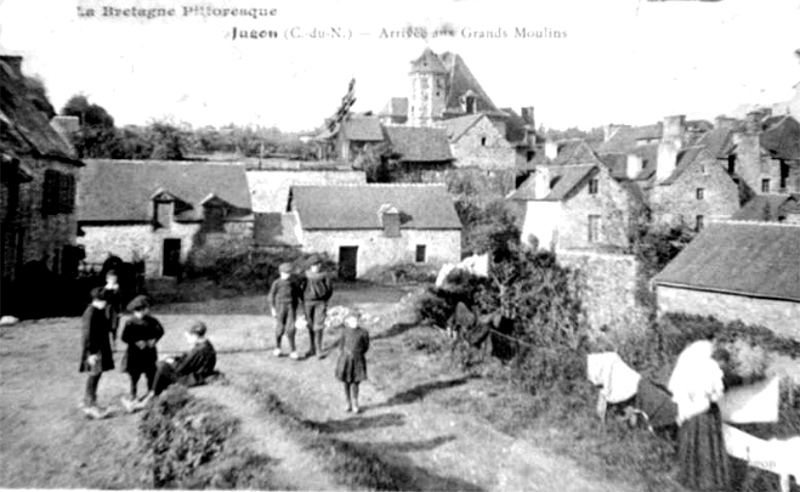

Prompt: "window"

[761,178,770,193]
[588,178,599,195]
[696,187,705,200]
[780,161,789,190]
[727,156,736,174]
[465,96,476,114]
[526,150,535,162]
[415,245,427,263]
[154,201,174,228]
[641,159,649,170]
[480,136,487,146]
[588,215,601,243]
[696,215,705,232]
[42,170,76,215]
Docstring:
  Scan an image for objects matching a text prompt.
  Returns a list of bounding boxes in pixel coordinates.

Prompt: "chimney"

[626,154,642,179]
[545,140,558,160]
[534,167,551,199]
[521,107,535,127]
[51,115,80,135]
[745,110,765,133]
[731,131,761,181]
[662,115,686,148]
[603,124,623,142]
[0,55,23,77]
[656,140,678,182]
[714,116,737,130]
[378,204,400,238]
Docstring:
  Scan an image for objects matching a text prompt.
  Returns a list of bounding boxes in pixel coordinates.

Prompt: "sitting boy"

[127,321,217,411]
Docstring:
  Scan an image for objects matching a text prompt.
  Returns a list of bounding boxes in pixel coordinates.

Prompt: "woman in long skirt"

[668,340,731,491]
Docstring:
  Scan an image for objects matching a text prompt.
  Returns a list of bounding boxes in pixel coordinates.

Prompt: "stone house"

[597,115,741,230]
[508,159,641,252]
[1,55,84,305]
[726,114,800,196]
[246,168,366,249]
[654,221,800,340]
[437,113,516,171]
[382,125,455,178]
[288,184,462,279]
[334,115,385,162]
[77,160,253,277]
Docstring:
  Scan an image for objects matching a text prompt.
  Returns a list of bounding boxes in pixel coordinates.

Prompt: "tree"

[61,95,123,158]
[147,121,186,160]
[461,199,520,262]
[357,142,400,183]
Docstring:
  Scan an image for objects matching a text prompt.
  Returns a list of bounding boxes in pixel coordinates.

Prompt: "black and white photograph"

[1,0,799,490]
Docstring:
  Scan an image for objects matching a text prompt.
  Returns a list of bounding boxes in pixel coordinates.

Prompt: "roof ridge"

[291,183,447,188]
[713,219,800,228]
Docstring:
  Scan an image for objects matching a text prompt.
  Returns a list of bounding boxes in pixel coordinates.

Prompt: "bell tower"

[408,48,447,127]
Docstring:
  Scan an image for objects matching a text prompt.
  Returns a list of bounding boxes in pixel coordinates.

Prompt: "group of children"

[79,270,217,419]
[269,256,370,413]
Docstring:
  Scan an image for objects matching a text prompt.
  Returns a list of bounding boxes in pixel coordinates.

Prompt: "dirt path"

[212,301,638,492]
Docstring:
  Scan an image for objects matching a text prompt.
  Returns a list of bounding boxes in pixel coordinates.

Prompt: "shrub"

[414,291,451,327]
[138,386,274,489]
[402,328,450,355]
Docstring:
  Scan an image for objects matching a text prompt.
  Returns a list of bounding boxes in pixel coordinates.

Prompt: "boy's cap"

[90,287,109,301]
[105,269,117,277]
[188,321,207,336]
[307,254,322,266]
[126,295,151,311]
[279,262,293,273]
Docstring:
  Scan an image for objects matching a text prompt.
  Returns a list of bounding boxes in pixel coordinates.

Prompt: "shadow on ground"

[370,434,458,453]
[374,321,423,340]
[377,376,476,408]
[310,412,406,434]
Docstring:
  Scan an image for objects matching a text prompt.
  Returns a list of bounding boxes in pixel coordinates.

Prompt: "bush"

[138,386,274,489]
[414,291,452,327]
[402,328,450,355]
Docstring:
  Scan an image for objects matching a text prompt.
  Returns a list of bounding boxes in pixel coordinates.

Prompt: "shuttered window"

[42,170,75,215]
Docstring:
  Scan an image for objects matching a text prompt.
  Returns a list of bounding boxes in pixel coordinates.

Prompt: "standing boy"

[120,295,164,406]
[102,269,122,350]
[268,262,301,360]
[301,255,333,358]
[79,288,114,419]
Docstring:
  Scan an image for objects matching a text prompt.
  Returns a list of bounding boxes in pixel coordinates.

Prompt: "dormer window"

[466,95,476,114]
[378,203,400,238]
[201,193,228,232]
[151,188,177,229]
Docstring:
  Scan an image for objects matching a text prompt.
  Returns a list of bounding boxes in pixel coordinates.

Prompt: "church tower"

[408,48,447,127]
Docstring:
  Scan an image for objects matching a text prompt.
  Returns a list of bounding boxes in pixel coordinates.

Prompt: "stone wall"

[420,167,516,199]
[558,166,635,251]
[301,228,461,278]
[246,170,366,213]
[558,250,649,335]
[16,157,79,272]
[657,285,800,341]
[651,156,740,228]
[79,220,253,277]
[449,116,516,170]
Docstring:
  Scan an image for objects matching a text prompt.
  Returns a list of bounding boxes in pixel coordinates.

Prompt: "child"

[79,288,114,419]
[301,255,333,358]
[335,310,369,413]
[268,262,301,359]
[120,295,164,407]
[130,321,217,410]
[101,269,122,350]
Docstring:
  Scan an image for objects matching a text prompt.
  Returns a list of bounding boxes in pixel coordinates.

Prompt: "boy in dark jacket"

[301,255,333,358]
[79,288,115,419]
[129,321,217,411]
[120,295,164,406]
[268,262,302,359]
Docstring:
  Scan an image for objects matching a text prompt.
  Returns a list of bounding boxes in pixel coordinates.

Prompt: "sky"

[1,0,799,132]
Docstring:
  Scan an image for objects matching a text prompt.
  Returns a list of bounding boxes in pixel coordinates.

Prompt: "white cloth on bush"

[668,341,725,425]
[587,352,641,404]
[719,376,780,424]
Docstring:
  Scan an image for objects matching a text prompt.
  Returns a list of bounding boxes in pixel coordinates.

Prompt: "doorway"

[338,246,358,281]
[162,238,182,277]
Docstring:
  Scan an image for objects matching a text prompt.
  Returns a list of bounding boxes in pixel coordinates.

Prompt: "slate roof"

[254,212,301,247]
[760,116,800,161]
[410,48,448,74]
[342,116,384,142]
[383,126,453,162]
[732,194,800,222]
[438,51,503,117]
[290,184,462,230]
[597,124,663,155]
[0,58,81,165]
[654,222,800,302]
[551,139,603,167]
[78,160,252,222]
[438,113,485,141]
[659,146,709,185]
[696,127,735,159]
[507,164,598,201]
